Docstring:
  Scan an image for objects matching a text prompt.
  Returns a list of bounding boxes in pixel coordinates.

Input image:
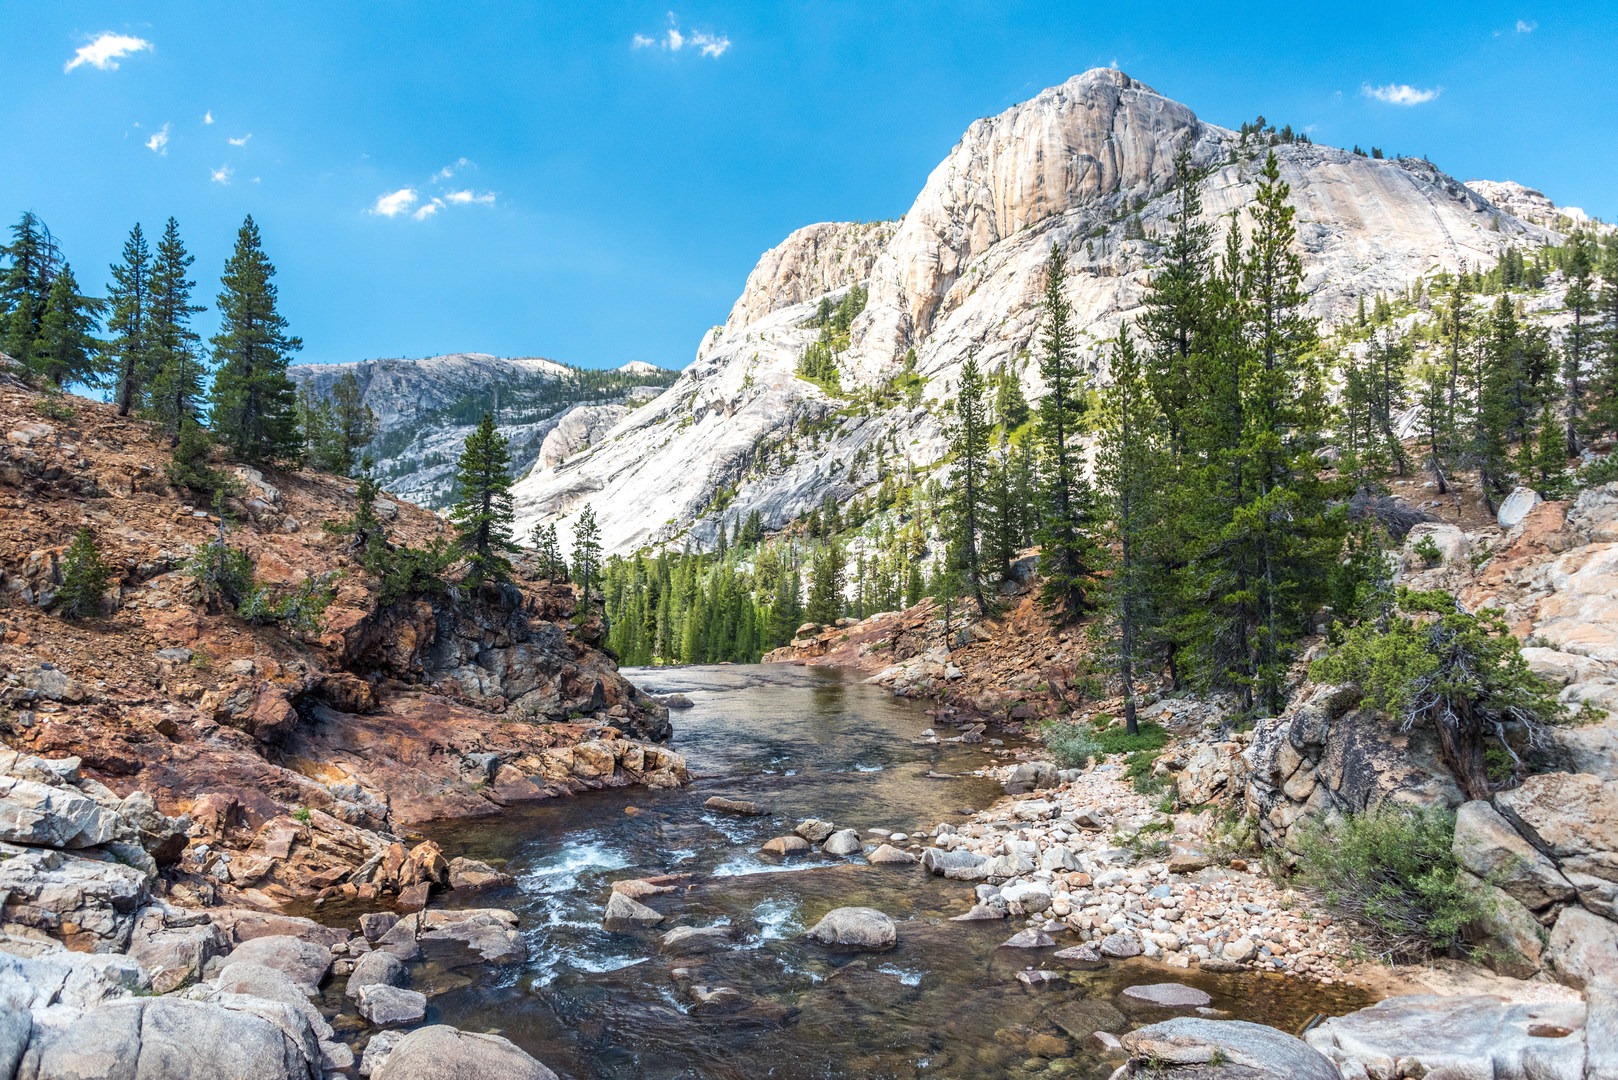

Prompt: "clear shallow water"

[417,664,1371,1079]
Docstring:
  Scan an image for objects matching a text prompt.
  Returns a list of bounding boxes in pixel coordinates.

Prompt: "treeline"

[0,210,372,478]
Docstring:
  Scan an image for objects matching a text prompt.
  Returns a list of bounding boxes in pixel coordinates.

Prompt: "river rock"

[1016,970,1062,990]
[805,907,897,951]
[419,908,525,964]
[1304,994,1588,1080]
[1452,799,1576,910]
[446,857,515,891]
[359,1030,406,1077]
[1099,932,1142,959]
[0,842,150,951]
[761,835,810,856]
[217,935,332,995]
[1004,762,1058,795]
[659,925,735,956]
[603,891,664,931]
[359,913,399,942]
[1121,983,1213,1009]
[345,950,408,999]
[704,796,766,816]
[1124,1017,1339,1078]
[1052,944,1107,969]
[126,907,230,993]
[821,829,862,855]
[867,843,917,865]
[371,1024,559,1080]
[921,848,986,879]
[951,900,1009,921]
[357,984,428,1027]
[1000,928,1055,949]
[794,818,836,843]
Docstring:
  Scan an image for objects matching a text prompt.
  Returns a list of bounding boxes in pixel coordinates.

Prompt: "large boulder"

[1543,905,1618,989]
[1003,762,1058,795]
[0,843,149,951]
[126,907,230,993]
[345,950,408,999]
[603,892,664,931]
[0,776,117,849]
[1121,1018,1339,1079]
[1304,994,1588,1080]
[804,907,897,952]
[1496,773,1618,886]
[1451,799,1575,910]
[1497,486,1542,528]
[217,935,333,995]
[371,1025,558,1080]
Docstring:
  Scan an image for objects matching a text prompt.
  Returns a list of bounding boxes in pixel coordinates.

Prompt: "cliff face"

[288,353,674,511]
[511,68,1566,554]
[0,371,685,909]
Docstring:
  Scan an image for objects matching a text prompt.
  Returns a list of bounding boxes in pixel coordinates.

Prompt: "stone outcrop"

[513,67,1564,555]
[1118,1018,1340,1079]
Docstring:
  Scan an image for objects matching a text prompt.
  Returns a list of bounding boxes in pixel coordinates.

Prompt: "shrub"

[366,538,457,605]
[56,526,112,619]
[1041,720,1100,768]
[1292,805,1487,961]
[188,539,256,609]
[1412,533,1443,567]
[166,423,237,497]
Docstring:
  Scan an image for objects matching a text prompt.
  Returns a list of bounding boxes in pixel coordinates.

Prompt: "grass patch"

[1090,720,1169,755]
[1041,720,1101,768]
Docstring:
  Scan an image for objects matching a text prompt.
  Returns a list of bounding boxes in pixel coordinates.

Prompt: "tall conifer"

[208,216,301,464]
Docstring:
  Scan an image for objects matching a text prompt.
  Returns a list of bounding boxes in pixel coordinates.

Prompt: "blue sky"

[4,3,1615,371]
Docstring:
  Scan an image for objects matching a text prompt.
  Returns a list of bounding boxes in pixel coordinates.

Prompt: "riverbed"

[417,664,1372,1078]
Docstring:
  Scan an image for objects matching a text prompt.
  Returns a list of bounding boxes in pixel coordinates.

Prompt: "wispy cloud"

[1362,83,1441,106]
[203,111,214,125]
[371,188,419,217]
[228,133,252,147]
[444,189,496,206]
[210,164,234,185]
[1516,19,1537,33]
[633,13,730,58]
[65,32,153,73]
[436,156,471,180]
[145,123,170,155]
[412,201,441,221]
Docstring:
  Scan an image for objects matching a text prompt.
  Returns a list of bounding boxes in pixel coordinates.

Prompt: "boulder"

[794,819,836,843]
[1099,932,1142,959]
[345,950,408,999]
[1496,772,1618,885]
[126,908,230,993]
[866,843,917,865]
[446,857,515,891]
[1124,1017,1339,1079]
[419,908,526,964]
[821,829,862,856]
[357,984,427,1027]
[603,892,664,931]
[761,835,810,856]
[217,935,333,995]
[804,907,897,952]
[1544,905,1618,989]
[1052,944,1107,969]
[0,843,149,951]
[0,776,117,849]
[1304,994,1588,1080]
[999,928,1055,949]
[920,848,986,879]
[1452,799,1576,910]
[371,1025,558,1080]
[359,1031,406,1077]
[359,913,400,942]
[1498,486,1543,528]
[1004,762,1058,795]
[704,796,766,816]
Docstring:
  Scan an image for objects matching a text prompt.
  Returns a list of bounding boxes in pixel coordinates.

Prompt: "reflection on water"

[419,665,1370,1079]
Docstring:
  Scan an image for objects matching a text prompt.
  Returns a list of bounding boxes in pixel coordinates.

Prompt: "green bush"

[55,526,112,619]
[366,538,457,605]
[1293,805,1487,961]
[1041,720,1100,768]
[1092,720,1169,755]
[188,539,256,609]
[1412,533,1443,567]
[1124,748,1171,797]
[166,423,239,497]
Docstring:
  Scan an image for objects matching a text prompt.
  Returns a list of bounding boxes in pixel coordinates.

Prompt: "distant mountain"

[289,353,677,510]
[510,68,1573,554]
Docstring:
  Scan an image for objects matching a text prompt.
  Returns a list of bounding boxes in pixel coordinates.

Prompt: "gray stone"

[357,984,428,1027]
[446,857,514,891]
[0,776,117,849]
[1004,762,1058,795]
[127,909,229,993]
[794,818,836,843]
[805,907,896,952]
[218,935,333,995]
[359,1030,406,1077]
[1048,999,1127,1042]
[419,908,526,964]
[345,950,408,999]
[1544,905,1618,989]
[1459,873,1545,979]
[658,925,734,956]
[704,796,766,816]
[866,843,917,865]
[0,843,150,951]
[359,912,400,942]
[1121,983,1213,1009]
[1452,799,1576,910]
[999,928,1055,949]
[1496,772,1618,885]
[1497,485,1542,527]
[1052,944,1107,969]
[821,829,862,856]
[1016,969,1062,990]
[1125,1017,1339,1079]
[371,1024,558,1080]
[603,891,664,931]
[761,835,810,856]
[920,847,986,879]
[1099,932,1142,959]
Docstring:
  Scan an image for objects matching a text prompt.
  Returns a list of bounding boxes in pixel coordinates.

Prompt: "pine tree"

[0,212,60,370]
[449,412,517,584]
[1032,244,1102,616]
[1585,237,1618,443]
[104,224,152,415]
[1097,327,1165,734]
[1533,399,1571,498]
[572,505,603,606]
[1470,297,1522,513]
[56,526,112,620]
[147,218,208,441]
[949,355,992,614]
[993,361,1030,429]
[1140,143,1213,458]
[1562,233,1595,454]
[529,522,568,582]
[30,264,102,388]
[805,542,845,625]
[208,216,302,465]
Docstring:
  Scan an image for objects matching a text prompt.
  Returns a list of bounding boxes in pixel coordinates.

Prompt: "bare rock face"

[512,67,1562,555]
[537,403,630,470]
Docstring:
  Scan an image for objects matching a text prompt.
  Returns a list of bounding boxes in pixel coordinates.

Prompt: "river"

[414,664,1371,1078]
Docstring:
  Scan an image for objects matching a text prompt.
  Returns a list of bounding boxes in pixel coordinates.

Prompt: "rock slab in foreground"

[371,1024,558,1080]
[804,907,897,952]
[1121,1018,1339,1079]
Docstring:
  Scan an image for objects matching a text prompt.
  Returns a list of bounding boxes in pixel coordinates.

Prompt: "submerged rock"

[1121,983,1213,1009]
[999,928,1056,949]
[357,984,428,1027]
[805,907,897,952]
[704,796,766,816]
[1122,1017,1339,1079]
[658,925,735,956]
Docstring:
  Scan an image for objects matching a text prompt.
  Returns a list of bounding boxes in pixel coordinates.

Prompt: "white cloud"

[145,123,170,155]
[203,111,214,125]
[210,164,233,185]
[1516,19,1537,32]
[370,188,419,217]
[1363,83,1441,106]
[633,14,729,58]
[228,133,252,147]
[65,32,153,73]
[437,156,471,180]
[412,200,442,221]
[443,189,496,206]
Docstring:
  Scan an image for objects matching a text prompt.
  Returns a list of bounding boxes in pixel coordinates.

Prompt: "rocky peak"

[719,220,898,339]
